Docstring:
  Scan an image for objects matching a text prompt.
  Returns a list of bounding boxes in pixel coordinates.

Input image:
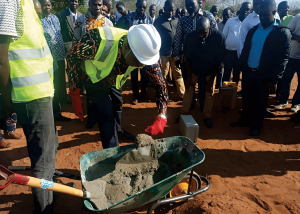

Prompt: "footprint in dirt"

[243,192,272,212]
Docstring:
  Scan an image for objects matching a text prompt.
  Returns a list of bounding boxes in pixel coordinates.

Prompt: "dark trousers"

[53,60,67,117]
[223,50,239,82]
[95,86,122,149]
[240,69,269,130]
[13,97,58,214]
[131,67,148,98]
[216,67,223,87]
[279,58,300,105]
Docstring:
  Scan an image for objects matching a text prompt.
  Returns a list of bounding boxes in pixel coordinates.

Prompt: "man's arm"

[287,15,300,42]
[0,35,13,117]
[269,28,292,84]
[206,11,218,30]
[67,30,101,91]
[237,19,248,58]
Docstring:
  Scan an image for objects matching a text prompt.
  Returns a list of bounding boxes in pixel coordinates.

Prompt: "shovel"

[7,166,81,180]
[0,165,95,199]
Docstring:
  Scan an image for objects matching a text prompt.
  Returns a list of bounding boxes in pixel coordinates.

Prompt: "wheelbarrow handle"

[0,165,85,198]
[147,176,210,214]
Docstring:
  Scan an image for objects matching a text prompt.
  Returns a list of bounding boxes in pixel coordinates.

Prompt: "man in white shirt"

[237,0,280,58]
[237,0,280,117]
[223,2,251,83]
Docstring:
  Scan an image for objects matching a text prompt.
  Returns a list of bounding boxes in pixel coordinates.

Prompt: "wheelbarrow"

[80,136,210,213]
[0,136,210,213]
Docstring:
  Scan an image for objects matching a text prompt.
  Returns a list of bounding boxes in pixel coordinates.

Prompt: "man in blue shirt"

[230,0,291,136]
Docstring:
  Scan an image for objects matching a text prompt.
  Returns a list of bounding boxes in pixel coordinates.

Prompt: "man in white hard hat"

[66,24,169,149]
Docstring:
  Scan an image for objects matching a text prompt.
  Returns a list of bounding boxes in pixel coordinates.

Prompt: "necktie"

[72,15,76,26]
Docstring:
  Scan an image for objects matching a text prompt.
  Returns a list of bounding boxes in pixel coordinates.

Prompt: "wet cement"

[83,134,183,210]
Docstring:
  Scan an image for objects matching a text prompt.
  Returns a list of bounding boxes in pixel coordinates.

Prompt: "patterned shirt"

[124,11,153,30]
[173,9,218,60]
[73,12,113,44]
[0,0,23,42]
[66,28,168,114]
[41,14,66,71]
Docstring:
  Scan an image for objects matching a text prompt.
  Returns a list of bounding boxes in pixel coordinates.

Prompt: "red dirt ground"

[0,75,299,214]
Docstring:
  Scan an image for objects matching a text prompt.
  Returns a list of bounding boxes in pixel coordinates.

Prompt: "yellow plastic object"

[169,177,197,202]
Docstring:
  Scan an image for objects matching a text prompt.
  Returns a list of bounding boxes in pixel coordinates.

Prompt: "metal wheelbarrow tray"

[79,136,210,213]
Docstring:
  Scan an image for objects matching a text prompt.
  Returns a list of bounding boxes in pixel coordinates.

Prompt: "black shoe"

[265,109,276,118]
[291,116,300,123]
[55,114,71,121]
[249,128,260,136]
[237,90,243,94]
[230,121,248,127]
[204,118,213,128]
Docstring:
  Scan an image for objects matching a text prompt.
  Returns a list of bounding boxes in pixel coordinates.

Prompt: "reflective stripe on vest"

[96,27,114,80]
[97,27,114,63]
[8,46,51,61]
[11,67,53,87]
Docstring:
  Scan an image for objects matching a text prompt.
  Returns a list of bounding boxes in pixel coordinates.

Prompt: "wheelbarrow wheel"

[168,170,201,201]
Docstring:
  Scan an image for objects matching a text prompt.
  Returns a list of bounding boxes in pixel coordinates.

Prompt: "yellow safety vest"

[82,27,137,90]
[8,0,54,102]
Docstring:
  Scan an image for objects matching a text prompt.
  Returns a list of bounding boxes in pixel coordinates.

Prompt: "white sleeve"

[0,0,20,37]
[287,15,298,33]
[237,19,248,58]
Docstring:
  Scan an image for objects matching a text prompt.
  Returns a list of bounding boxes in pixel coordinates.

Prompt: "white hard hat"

[127,24,161,65]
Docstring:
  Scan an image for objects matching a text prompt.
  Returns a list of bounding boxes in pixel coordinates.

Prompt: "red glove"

[145,116,167,135]
[69,89,84,121]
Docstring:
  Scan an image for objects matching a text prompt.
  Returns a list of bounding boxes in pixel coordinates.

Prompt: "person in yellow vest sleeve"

[0,0,58,213]
[66,24,169,148]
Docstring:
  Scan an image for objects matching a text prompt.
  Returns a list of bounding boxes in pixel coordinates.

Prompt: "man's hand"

[145,115,167,135]
[69,89,84,121]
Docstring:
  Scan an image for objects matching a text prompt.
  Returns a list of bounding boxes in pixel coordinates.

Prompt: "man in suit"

[56,0,82,53]
[230,0,291,136]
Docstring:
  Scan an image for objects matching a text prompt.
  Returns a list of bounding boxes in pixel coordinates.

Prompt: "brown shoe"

[132,98,138,105]
[0,138,11,149]
[4,131,22,139]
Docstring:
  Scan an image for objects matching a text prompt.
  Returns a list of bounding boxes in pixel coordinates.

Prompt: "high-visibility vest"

[82,27,137,90]
[8,0,54,102]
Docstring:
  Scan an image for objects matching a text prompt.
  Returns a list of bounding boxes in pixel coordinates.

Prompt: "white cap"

[127,24,161,65]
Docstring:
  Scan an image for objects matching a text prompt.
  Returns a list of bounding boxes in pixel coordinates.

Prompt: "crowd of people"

[0,0,299,213]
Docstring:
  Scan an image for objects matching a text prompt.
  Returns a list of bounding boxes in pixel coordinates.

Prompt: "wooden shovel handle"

[12,175,85,198]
